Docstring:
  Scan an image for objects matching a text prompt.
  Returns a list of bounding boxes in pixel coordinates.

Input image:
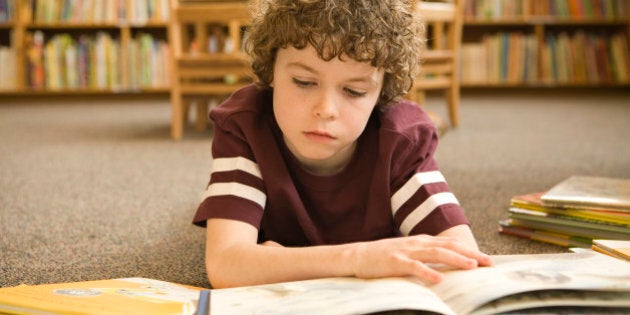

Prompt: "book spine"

[499,221,592,248]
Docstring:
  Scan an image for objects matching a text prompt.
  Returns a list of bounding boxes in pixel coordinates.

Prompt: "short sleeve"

[382,102,470,236]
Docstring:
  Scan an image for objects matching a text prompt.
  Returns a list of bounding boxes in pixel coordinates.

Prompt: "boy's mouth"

[303,131,336,142]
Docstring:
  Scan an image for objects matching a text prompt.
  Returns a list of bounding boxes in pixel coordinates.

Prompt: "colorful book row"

[465,0,528,18]
[461,32,538,84]
[26,30,169,90]
[541,31,629,84]
[31,0,169,24]
[128,33,170,90]
[531,0,628,18]
[460,31,629,84]
[466,0,628,19]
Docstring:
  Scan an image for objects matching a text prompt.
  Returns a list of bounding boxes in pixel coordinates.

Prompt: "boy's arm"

[205,219,491,288]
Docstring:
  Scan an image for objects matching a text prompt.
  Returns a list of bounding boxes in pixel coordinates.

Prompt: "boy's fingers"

[409,247,481,270]
[398,257,444,283]
[477,253,493,266]
[416,237,493,267]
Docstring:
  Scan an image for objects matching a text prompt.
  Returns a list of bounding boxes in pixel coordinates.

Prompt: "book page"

[210,277,455,315]
[207,252,630,315]
[429,252,630,315]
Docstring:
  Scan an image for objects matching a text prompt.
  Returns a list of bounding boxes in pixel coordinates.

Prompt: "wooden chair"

[169,0,254,140]
[408,0,465,128]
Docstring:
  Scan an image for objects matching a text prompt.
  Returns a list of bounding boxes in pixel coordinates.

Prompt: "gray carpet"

[1,89,629,288]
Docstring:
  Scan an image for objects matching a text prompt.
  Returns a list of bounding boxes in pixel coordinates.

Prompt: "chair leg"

[195,99,209,131]
[446,85,460,127]
[182,99,191,126]
[171,92,184,140]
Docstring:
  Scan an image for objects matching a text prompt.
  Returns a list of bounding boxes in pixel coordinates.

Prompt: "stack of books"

[499,175,630,248]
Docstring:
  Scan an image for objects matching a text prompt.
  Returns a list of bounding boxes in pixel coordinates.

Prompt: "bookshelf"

[2,0,629,97]
[460,0,630,87]
[0,0,171,95]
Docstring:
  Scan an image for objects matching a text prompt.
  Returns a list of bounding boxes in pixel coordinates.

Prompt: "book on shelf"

[0,43,16,89]
[0,0,14,22]
[0,277,203,315]
[127,32,170,89]
[464,0,526,19]
[541,175,630,212]
[205,252,630,315]
[593,239,630,261]
[26,30,45,89]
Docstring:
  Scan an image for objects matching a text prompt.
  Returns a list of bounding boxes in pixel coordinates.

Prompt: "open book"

[0,277,202,315]
[208,252,630,315]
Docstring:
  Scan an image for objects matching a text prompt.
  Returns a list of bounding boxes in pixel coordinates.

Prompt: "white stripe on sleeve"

[201,182,267,208]
[211,157,262,178]
[391,171,446,215]
[399,192,459,236]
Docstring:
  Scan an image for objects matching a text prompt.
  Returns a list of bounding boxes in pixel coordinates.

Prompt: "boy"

[193,0,491,289]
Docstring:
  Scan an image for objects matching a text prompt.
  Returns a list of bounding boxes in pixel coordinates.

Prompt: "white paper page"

[210,277,455,315]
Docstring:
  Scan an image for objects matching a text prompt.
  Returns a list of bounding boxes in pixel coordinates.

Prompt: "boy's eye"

[292,78,314,88]
[344,87,367,97]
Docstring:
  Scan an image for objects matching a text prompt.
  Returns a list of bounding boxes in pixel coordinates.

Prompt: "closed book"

[541,176,630,211]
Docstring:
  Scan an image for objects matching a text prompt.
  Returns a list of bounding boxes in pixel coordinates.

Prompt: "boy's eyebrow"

[287,61,318,74]
[286,61,381,86]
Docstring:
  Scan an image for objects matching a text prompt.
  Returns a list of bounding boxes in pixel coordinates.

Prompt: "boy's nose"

[313,91,339,119]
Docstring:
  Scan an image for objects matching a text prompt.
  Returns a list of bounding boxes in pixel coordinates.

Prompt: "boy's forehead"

[277,45,384,83]
[280,45,378,68]
[280,44,378,68]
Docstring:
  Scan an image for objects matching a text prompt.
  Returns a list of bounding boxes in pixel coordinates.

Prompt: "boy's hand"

[351,234,492,284]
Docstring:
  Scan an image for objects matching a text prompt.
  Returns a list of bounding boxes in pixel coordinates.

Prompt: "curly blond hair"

[245,0,423,106]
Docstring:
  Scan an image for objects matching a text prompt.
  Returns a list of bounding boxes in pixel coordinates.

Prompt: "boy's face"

[271,45,384,175]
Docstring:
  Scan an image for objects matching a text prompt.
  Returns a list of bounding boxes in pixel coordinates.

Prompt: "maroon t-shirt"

[193,84,469,246]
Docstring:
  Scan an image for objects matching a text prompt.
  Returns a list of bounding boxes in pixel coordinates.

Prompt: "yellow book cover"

[0,277,202,315]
